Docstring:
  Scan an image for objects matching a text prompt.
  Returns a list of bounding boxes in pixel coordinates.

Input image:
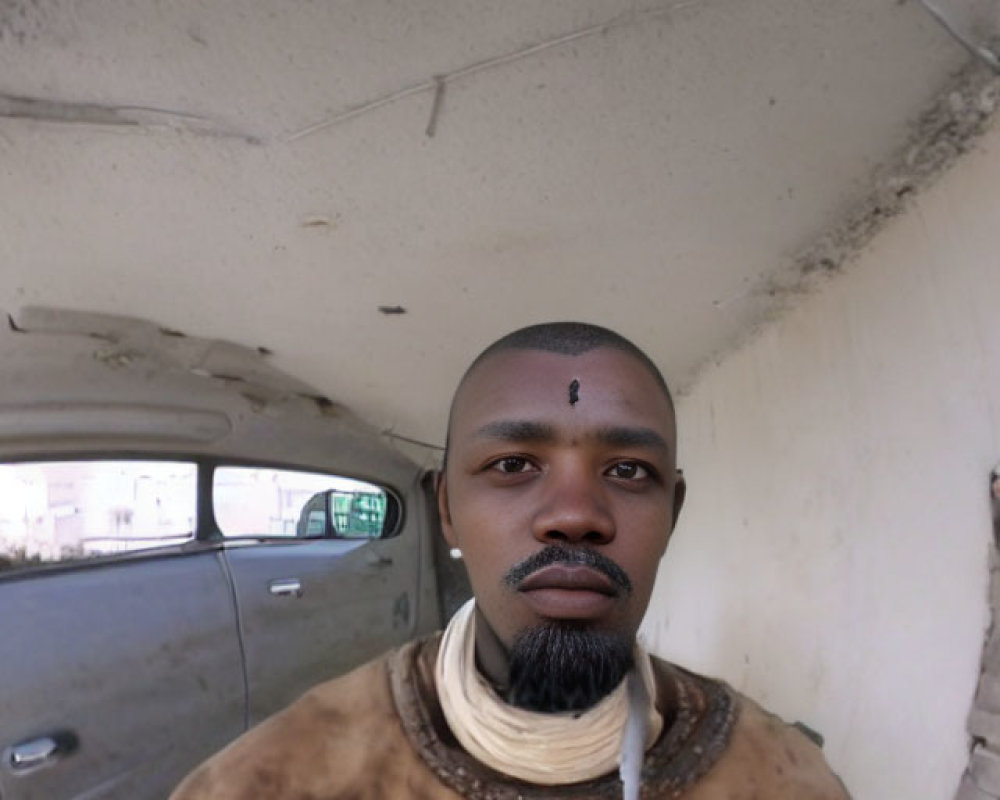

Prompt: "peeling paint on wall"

[679,60,1000,397]
[791,62,1000,282]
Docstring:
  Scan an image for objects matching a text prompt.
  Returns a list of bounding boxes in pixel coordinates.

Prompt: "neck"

[472,606,511,693]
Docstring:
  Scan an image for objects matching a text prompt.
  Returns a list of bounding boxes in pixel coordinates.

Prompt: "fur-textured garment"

[170,634,850,799]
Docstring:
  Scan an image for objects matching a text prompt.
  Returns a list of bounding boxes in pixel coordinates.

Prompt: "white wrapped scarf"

[434,599,662,786]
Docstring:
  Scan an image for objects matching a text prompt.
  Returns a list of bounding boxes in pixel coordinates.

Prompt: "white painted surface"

[0,0,969,451]
[641,119,1000,798]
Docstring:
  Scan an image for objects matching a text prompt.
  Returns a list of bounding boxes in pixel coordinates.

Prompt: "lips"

[516,564,620,619]
[516,564,619,595]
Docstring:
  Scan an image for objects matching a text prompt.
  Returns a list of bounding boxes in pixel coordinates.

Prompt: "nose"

[531,463,615,546]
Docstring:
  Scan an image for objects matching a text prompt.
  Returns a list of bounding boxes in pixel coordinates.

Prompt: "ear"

[670,469,686,529]
[436,469,458,548]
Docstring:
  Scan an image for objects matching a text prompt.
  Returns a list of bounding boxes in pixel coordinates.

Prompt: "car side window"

[213,466,393,540]
[0,460,197,572]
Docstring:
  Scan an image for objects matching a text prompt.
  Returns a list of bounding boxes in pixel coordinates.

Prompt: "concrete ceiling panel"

[0,0,980,452]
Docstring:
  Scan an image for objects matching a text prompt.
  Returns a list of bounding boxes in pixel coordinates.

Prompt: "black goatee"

[506,622,633,713]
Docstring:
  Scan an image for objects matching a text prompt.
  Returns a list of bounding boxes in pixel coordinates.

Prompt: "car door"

[0,459,245,800]
[214,464,422,724]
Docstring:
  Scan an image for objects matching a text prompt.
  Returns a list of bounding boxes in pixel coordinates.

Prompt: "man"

[170,322,849,799]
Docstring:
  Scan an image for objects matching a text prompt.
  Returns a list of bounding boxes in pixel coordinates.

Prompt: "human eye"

[605,461,653,482]
[488,456,535,475]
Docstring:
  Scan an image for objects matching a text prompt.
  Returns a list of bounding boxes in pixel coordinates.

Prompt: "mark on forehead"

[568,379,580,406]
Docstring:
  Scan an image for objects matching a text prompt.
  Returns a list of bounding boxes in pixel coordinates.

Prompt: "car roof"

[0,306,418,487]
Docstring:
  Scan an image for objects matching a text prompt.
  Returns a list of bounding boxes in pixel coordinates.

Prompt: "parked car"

[0,307,468,800]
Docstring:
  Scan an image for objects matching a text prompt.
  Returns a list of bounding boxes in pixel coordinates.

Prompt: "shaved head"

[463,322,673,408]
[444,322,675,466]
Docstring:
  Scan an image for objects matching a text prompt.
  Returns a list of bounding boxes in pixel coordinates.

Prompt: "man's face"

[439,347,685,653]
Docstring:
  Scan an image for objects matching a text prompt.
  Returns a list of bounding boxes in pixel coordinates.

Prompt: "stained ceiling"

[0,0,989,459]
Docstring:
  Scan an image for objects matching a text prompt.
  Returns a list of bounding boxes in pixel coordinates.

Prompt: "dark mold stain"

[0,0,50,45]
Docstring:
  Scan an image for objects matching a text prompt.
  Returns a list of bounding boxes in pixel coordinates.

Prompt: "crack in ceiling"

[0,91,261,142]
[283,1,703,143]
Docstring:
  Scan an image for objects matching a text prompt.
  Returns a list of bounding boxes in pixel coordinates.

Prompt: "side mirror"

[295,488,402,539]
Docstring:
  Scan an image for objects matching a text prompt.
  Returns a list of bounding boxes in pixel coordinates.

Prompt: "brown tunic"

[170,635,850,800]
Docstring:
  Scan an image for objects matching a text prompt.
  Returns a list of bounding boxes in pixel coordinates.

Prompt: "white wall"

[640,121,1000,799]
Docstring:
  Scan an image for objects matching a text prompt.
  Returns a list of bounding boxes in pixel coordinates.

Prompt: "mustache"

[502,544,633,596]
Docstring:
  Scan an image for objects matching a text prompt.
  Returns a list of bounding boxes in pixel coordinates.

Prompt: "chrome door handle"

[7,731,77,773]
[268,578,302,598]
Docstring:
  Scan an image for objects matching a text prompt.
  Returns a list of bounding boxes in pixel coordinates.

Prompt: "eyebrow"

[471,419,670,454]
[593,425,670,454]
[473,419,558,443]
